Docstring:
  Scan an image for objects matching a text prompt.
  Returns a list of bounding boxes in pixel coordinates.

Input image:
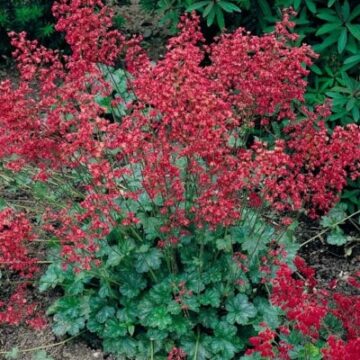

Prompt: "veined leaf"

[347,23,360,40]
[217,1,241,13]
[315,22,342,36]
[338,28,348,53]
[186,1,209,11]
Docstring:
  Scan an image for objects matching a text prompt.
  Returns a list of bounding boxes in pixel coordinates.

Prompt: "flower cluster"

[247,256,360,359]
[0,209,45,328]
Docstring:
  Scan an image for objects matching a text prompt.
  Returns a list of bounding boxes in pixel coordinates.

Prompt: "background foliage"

[0,0,62,61]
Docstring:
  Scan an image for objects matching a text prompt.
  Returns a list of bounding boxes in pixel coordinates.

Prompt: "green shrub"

[0,0,61,60]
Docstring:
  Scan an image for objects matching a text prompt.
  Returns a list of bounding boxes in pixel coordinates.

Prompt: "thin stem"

[300,208,360,249]
[150,340,154,360]
[0,332,83,355]
[193,327,200,360]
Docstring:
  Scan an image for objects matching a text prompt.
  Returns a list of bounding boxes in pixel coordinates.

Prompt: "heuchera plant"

[0,0,359,358]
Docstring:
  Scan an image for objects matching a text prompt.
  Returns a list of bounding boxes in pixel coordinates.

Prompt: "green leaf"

[96,306,116,323]
[342,0,350,20]
[310,64,322,75]
[206,8,216,26]
[305,0,316,13]
[144,306,173,330]
[315,22,341,36]
[203,1,214,17]
[349,4,360,22]
[316,9,339,22]
[210,322,241,358]
[4,347,19,360]
[215,6,225,29]
[103,337,137,357]
[217,1,241,13]
[119,272,147,298]
[344,54,360,65]
[327,228,348,246]
[320,313,344,339]
[253,297,281,329]
[225,294,257,325]
[338,28,348,53]
[347,23,360,40]
[135,247,162,273]
[186,1,209,11]
[320,205,346,227]
[171,315,192,335]
[199,287,221,307]
[103,318,128,338]
[52,314,86,336]
[328,0,336,7]
[257,0,272,17]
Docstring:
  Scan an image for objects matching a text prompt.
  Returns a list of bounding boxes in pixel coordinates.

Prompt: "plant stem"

[193,328,200,360]
[300,208,360,248]
[0,332,83,355]
[150,340,154,360]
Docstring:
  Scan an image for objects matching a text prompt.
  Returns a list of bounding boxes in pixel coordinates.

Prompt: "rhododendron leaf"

[217,1,241,13]
[135,247,162,273]
[206,8,216,26]
[203,2,214,17]
[215,6,225,29]
[337,28,348,54]
[186,1,209,12]
[347,23,360,41]
[225,294,257,325]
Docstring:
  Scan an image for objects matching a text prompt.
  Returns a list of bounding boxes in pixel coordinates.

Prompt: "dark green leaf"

[215,6,225,29]
[338,28,348,53]
[217,1,241,13]
[225,294,257,325]
[186,1,209,11]
[347,23,360,40]
[135,247,162,273]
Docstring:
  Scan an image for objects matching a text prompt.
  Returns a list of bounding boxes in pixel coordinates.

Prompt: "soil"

[298,221,360,296]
